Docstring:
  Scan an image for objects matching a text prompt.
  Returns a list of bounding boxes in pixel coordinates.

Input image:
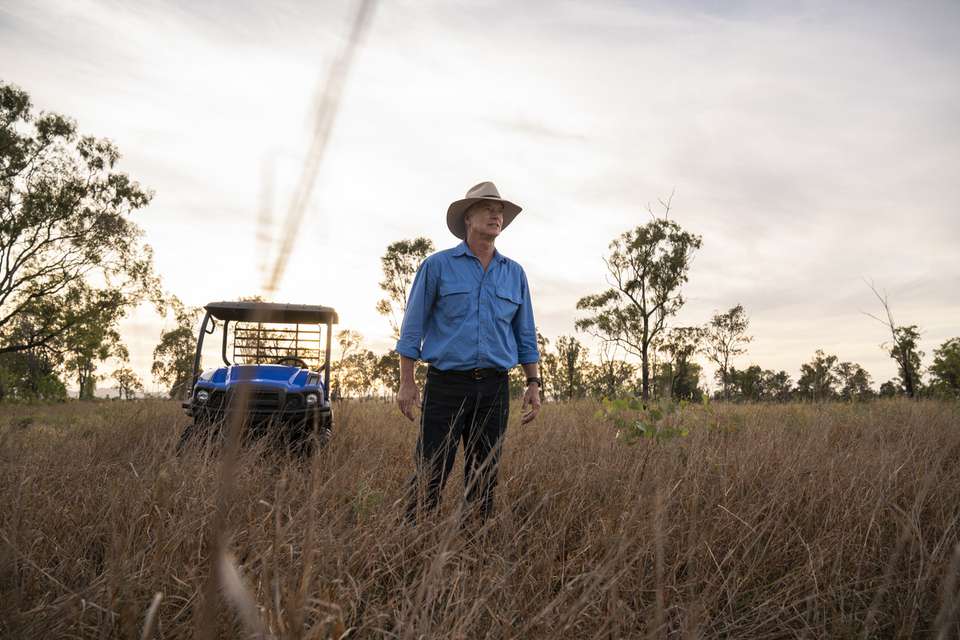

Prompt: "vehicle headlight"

[305,393,318,406]
[196,389,210,403]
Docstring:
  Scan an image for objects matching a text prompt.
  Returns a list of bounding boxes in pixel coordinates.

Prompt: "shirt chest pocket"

[494,285,522,322]
[438,282,473,322]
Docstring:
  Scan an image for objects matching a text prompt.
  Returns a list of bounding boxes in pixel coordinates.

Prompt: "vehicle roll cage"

[190,301,339,393]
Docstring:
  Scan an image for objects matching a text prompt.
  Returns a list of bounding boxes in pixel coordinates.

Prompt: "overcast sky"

[2,0,958,392]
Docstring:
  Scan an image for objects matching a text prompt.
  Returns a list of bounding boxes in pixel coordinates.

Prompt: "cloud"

[482,115,587,142]
[2,0,957,390]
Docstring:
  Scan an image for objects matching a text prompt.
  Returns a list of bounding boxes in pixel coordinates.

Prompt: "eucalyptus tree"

[0,81,158,358]
[723,365,762,402]
[339,348,379,398]
[535,331,552,400]
[656,325,705,401]
[552,335,589,401]
[112,366,144,400]
[576,214,702,401]
[63,316,122,399]
[879,380,900,398]
[889,326,923,397]
[152,300,199,399]
[761,369,793,402]
[796,350,839,401]
[929,337,960,397]
[376,237,435,339]
[333,329,363,397]
[702,304,752,400]
[0,339,64,400]
[836,362,874,401]
[587,341,635,399]
[865,283,923,398]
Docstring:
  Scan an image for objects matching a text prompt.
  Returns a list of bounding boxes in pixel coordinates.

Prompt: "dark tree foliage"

[796,350,839,402]
[332,329,363,398]
[340,349,379,398]
[879,380,900,398]
[63,296,124,399]
[507,366,527,400]
[836,361,874,401]
[0,81,159,361]
[541,335,588,401]
[537,334,557,399]
[761,369,793,402]
[0,347,65,400]
[110,343,140,399]
[727,365,765,402]
[331,330,385,399]
[376,237,434,339]
[888,325,923,397]
[866,284,923,398]
[576,215,701,401]
[655,326,704,401]
[702,304,752,400]
[112,366,143,400]
[152,300,198,399]
[374,351,401,395]
[535,331,549,400]
[719,366,793,402]
[586,342,635,399]
[929,337,960,397]
[653,360,704,402]
[557,336,589,400]
[371,349,427,397]
[376,237,433,391]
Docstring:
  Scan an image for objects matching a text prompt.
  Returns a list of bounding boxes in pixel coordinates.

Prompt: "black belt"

[428,366,508,381]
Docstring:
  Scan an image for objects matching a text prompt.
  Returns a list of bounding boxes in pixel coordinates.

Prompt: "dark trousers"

[405,367,510,523]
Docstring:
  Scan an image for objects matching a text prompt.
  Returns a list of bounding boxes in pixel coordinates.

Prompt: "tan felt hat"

[446,181,522,240]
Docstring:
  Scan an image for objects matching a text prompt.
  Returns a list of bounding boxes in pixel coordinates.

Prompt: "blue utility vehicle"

[179,301,338,454]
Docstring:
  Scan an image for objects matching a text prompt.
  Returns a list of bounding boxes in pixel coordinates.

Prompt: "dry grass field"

[1,398,959,639]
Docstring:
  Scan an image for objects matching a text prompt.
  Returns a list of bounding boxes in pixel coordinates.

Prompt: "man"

[396,181,541,523]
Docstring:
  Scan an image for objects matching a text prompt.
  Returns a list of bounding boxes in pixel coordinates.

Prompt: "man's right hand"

[397,380,421,421]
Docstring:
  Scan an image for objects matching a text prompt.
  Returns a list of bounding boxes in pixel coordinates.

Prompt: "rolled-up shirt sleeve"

[511,268,539,364]
[396,259,436,360]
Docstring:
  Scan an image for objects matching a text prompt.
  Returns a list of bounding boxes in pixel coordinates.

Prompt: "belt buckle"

[472,368,482,381]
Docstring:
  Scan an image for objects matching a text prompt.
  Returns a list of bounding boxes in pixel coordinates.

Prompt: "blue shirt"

[396,241,539,371]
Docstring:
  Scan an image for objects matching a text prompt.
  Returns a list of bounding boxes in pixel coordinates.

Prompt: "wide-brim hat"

[446,181,522,240]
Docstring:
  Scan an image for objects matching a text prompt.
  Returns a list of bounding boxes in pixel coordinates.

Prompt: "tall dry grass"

[1,398,958,638]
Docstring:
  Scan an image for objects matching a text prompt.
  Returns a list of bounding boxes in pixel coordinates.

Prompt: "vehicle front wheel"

[175,420,219,454]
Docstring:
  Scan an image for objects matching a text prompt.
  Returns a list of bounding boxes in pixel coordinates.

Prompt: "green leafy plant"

[596,397,689,444]
[352,478,384,521]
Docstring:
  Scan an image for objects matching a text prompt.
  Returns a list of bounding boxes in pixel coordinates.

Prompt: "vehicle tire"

[282,417,312,458]
[175,420,216,454]
[175,423,197,454]
[281,411,330,458]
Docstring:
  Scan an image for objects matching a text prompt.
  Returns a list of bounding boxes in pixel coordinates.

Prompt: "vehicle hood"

[226,364,308,386]
[200,364,309,386]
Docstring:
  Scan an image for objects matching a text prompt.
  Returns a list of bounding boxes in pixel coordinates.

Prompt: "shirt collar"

[454,240,507,264]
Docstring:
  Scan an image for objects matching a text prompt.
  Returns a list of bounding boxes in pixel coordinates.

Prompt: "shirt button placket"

[473,268,487,367]
[479,265,490,369]
[476,260,484,369]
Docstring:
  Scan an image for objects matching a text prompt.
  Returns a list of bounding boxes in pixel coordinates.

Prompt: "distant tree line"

[326,320,959,403]
[148,210,956,403]
[336,197,959,403]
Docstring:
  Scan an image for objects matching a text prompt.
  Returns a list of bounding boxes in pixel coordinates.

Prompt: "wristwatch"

[526,377,542,387]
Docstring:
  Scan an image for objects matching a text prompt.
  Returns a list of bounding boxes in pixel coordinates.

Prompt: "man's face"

[464,201,505,239]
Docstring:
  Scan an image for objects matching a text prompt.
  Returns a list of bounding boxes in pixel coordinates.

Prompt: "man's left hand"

[520,384,541,424]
